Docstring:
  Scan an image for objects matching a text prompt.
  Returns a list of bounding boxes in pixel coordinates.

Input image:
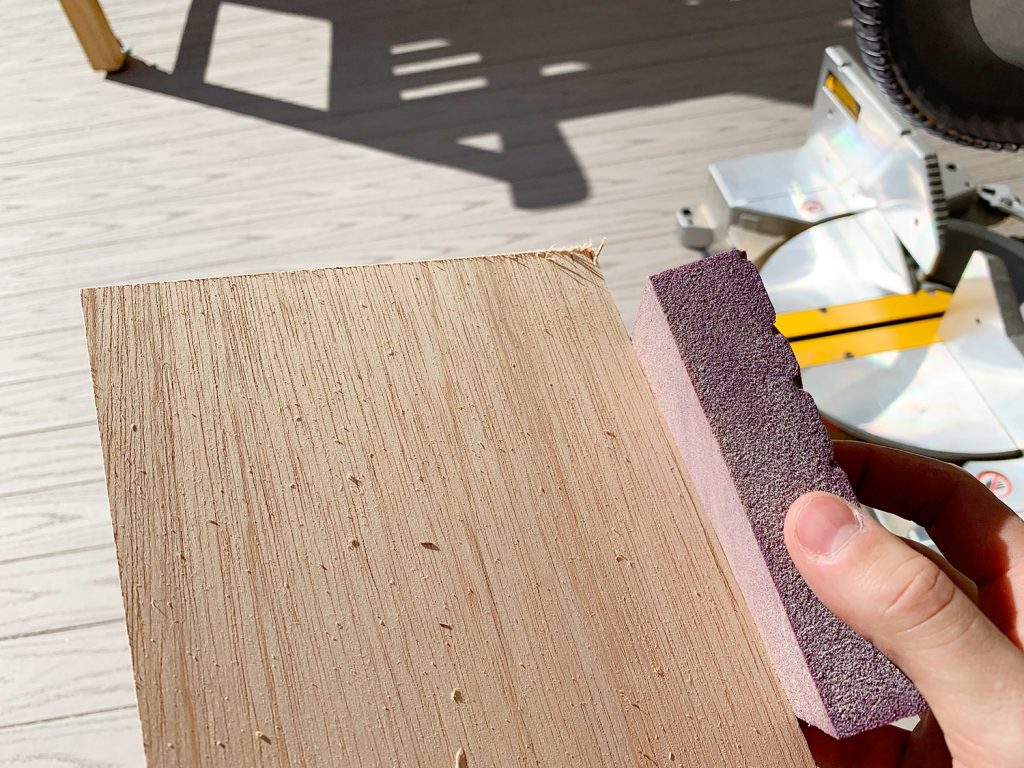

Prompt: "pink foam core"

[631,285,830,729]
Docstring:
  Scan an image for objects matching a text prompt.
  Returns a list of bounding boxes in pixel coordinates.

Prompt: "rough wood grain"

[83,250,814,767]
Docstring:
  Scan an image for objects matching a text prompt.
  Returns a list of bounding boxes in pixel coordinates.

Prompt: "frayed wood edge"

[80,243,608,294]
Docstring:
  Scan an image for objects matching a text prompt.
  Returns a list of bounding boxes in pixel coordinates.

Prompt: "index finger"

[832,440,1024,592]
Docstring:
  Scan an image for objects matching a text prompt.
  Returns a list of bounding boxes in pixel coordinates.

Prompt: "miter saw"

[676,2,1024,525]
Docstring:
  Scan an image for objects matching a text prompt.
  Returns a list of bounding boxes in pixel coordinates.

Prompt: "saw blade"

[851,0,1024,151]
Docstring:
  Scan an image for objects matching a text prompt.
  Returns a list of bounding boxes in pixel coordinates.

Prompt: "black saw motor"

[851,0,1024,150]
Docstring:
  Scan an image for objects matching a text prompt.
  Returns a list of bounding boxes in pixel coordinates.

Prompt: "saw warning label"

[977,470,1012,499]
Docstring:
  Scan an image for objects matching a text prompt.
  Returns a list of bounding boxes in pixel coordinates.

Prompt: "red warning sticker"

[977,470,1012,499]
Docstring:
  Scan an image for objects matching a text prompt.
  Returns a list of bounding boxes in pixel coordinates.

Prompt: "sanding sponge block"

[632,250,925,737]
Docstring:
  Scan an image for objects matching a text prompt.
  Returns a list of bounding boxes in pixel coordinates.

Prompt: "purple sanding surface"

[632,250,925,737]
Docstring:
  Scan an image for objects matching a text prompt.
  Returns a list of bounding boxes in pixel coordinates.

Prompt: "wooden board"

[82,249,813,767]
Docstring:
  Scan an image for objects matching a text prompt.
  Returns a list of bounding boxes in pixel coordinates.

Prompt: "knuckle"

[878,556,960,639]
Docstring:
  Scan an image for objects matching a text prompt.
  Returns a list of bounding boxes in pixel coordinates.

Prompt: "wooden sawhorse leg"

[59,0,125,72]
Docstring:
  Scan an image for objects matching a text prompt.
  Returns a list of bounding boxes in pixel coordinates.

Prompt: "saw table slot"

[775,290,951,341]
[789,317,943,367]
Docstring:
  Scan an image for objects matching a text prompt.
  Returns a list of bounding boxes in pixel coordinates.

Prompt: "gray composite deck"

[2,1,1022,764]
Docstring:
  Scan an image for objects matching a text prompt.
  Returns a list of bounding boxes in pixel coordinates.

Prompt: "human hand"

[784,440,1024,768]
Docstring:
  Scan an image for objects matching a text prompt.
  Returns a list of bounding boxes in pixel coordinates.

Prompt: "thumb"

[784,492,1024,738]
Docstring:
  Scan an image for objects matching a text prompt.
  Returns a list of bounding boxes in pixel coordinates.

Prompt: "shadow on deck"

[109,0,853,209]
